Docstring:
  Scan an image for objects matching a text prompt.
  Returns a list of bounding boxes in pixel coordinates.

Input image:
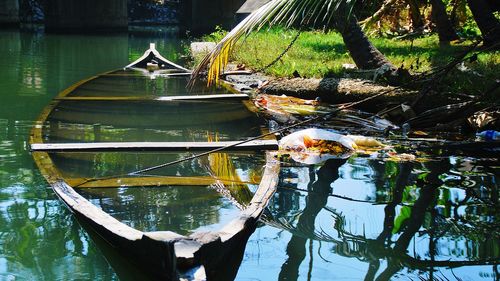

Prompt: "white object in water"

[146,62,160,72]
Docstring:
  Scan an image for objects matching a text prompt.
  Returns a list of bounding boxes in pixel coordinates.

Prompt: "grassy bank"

[201,27,499,96]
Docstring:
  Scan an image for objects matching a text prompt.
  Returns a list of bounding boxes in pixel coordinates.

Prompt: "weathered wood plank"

[31,140,279,152]
[55,94,249,102]
[48,107,256,127]
[219,152,280,241]
[124,43,191,73]
[53,181,145,240]
[101,72,191,78]
[66,175,259,188]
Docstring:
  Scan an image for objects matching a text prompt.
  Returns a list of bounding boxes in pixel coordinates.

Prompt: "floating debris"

[278,128,389,164]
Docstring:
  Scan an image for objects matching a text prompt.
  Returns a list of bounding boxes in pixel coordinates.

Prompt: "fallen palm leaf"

[189,0,355,87]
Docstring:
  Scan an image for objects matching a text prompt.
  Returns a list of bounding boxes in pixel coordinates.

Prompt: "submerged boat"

[30,44,280,280]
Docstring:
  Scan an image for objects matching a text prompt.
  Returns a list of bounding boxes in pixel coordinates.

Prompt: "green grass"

[200,27,499,96]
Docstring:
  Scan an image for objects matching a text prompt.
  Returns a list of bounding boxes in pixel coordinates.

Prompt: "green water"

[1,29,499,281]
[0,29,185,280]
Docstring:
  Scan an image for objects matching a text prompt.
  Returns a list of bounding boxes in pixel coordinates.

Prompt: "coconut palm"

[430,0,459,43]
[190,0,394,86]
[467,0,500,47]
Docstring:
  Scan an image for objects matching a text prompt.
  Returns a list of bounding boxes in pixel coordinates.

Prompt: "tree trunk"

[260,77,418,110]
[430,0,459,42]
[467,0,500,47]
[487,0,500,11]
[338,15,394,69]
[450,0,467,27]
[405,0,424,30]
[360,0,399,30]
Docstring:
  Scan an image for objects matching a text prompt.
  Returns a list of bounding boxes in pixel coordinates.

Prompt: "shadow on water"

[75,215,159,281]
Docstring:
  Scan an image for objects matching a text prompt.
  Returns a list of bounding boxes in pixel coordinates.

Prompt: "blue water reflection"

[237,156,498,280]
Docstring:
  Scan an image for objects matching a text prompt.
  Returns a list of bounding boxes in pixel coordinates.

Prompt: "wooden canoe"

[30,48,280,280]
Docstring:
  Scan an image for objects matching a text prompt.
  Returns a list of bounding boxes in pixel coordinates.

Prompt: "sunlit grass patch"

[199,27,499,95]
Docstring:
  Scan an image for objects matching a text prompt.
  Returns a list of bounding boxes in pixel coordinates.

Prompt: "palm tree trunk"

[430,0,459,43]
[338,15,394,70]
[405,0,424,31]
[486,0,500,11]
[467,0,500,47]
[450,0,466,26]
[360,0,399,30]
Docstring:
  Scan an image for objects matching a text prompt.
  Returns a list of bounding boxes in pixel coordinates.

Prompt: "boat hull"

[31,61,280,280]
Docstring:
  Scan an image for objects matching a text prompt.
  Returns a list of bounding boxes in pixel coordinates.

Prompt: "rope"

[255,32,301,73]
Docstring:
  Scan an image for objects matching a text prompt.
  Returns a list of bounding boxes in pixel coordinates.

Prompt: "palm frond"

[189,0,356,87]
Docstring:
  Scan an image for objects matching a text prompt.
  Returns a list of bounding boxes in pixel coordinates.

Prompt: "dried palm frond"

[189,0,356,87]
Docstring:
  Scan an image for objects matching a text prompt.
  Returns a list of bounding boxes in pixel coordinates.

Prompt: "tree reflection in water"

[264,156,499,280]
[0,174,115,280]
[278,159,346,281]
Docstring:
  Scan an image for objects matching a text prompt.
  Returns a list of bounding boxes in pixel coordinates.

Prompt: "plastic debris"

[467,110,499,130]
[387,152,416,162]
[347,135,385,149]
[280,129,356,151]
[279,129,359,164]
[476,130,500,141]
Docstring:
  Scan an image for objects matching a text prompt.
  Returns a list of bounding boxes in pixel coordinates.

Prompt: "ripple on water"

[251,155,499,280]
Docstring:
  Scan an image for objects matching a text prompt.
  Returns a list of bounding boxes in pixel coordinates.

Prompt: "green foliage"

[392,184,419,234]
[205,25,228,43]
[392,206,411,234]
[219,27,352,78]
[190,0,357,86]
[458,16,481,39]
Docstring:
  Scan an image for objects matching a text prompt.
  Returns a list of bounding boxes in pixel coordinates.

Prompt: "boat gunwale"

[31,140,278,152]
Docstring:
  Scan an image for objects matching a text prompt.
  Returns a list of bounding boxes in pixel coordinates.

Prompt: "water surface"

[0,29,498,280]
[0,29,185,280]
[237,156,498,280]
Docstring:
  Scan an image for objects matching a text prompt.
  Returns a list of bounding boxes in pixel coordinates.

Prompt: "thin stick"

[74,90,391,188]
